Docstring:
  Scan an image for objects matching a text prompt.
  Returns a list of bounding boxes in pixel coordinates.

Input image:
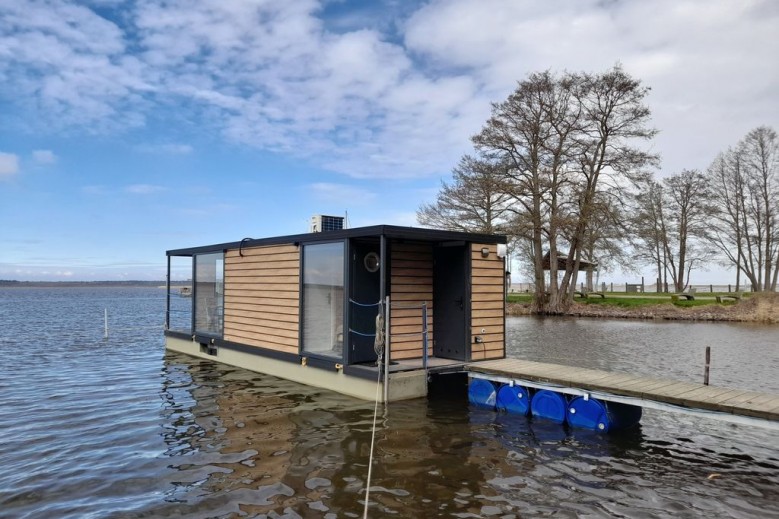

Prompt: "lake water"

[1,287,777,518]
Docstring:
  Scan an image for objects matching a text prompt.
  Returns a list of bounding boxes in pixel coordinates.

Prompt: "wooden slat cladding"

[389,241,433,359]
[224,244,301,352]
[471,243,505,360]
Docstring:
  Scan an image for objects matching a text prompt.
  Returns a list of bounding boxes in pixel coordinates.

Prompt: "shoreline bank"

[507,293,779,324]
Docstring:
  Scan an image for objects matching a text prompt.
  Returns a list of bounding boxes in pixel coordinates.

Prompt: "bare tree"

[425,66,657,313]
[708,126,779,291]
[556,67,657,306]
[472,70,580,312]
[708,149,748,290]
[631,180,672,292]
[417,155,513,233]
[473,66,656,312]
[662,169,715,292]
[579,193,635,291]
[742,126,779,290]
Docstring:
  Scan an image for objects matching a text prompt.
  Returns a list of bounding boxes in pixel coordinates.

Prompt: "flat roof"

[167,224,507,256]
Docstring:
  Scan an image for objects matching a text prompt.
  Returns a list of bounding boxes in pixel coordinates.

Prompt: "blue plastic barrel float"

[530,389,568,424]
[468,378,497,408]
[496,384,531,415]
[567,397,643,432]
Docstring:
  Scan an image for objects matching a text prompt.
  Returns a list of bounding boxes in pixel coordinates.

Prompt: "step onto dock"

[467,358,779,427]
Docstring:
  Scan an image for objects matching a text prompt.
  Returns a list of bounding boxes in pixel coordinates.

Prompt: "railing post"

[383,296,390,404]
[704,346,711,386]
[422,302,429,372]
[165,256,171,330]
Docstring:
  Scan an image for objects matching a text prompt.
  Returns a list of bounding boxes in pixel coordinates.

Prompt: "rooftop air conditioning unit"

[310,214,344,233]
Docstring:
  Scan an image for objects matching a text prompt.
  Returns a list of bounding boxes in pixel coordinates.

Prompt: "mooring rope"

[374,302,385,357]
[350,298,382,308]
[363,351,382,518]
[349,329,377,338]
[363,302,386,518]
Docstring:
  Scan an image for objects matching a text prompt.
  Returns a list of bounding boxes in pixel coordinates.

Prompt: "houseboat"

[164,217,508,402]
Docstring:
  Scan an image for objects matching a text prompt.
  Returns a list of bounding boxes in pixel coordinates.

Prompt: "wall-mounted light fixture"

[481,247,490,258]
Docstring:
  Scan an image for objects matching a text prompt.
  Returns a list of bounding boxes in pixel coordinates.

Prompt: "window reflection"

[195,252,224,336]
[302,242,344,359]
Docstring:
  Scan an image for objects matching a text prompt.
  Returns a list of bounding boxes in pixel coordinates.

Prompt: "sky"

[1,0,777,283]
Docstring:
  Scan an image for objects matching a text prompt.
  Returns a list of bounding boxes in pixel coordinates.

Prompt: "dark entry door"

[348,241,381,364]
[433,245,468,360]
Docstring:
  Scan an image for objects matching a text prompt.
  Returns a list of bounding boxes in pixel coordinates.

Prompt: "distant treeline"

[0,280,189,288]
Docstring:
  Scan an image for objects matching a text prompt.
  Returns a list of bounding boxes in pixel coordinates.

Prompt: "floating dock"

[467,358,779,430]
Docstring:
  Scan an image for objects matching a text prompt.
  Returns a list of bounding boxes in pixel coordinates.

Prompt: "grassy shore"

[506,292,779,324]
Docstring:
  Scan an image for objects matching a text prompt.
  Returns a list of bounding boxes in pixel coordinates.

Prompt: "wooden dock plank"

[647,382,709,404]
[601,378,678,399]
[677,386,743,406]
[701,389,752,407]
[716,391,769,407]
[467,358,777,423]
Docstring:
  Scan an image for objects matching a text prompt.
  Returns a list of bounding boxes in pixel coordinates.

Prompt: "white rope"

[363,351,383,518]
[364,302,386,517]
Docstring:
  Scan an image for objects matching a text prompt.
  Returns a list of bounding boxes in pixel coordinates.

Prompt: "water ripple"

[0,288,777,518]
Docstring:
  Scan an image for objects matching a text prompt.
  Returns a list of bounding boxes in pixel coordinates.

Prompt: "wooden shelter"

[541,251,598,271]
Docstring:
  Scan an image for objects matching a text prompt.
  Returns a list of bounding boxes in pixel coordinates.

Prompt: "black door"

[348,241,382,364]
[433,245,469,360]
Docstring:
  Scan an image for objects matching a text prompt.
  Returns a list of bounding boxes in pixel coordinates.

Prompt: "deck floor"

[467,358,779,422]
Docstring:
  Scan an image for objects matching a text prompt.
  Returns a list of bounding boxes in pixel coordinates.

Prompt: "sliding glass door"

[194,252,224,336]
[302,242,345,359]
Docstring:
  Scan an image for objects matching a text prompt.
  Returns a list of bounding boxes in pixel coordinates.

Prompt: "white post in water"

[104,309,109,339]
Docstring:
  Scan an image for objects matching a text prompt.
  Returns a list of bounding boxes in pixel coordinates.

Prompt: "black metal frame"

[165,256,171,330]
[465,244,473,361]
[298,238,349,365]
[166,224,505,258]
[191,251,226,339]
[165,224,508,372]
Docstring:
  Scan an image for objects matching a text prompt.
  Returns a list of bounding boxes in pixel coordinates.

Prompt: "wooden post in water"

[704,346,711,386]
[104,309,109,339]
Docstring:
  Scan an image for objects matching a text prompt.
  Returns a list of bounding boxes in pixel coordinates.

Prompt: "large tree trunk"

[531,187,546,313]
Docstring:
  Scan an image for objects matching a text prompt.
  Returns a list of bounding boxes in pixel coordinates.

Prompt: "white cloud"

[0,152,20,178]
[404,0,779,175]
[32,150,57,165]
[1,0,777,179]
[0,0,152,130]
[125,184,167,195]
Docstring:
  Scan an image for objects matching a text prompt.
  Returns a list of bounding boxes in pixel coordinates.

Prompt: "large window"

[194,252,224,336]
[167,255,193,332]
[302,242,345,359]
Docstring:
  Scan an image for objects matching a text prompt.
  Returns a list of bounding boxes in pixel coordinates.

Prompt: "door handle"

[455,296,463,310]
